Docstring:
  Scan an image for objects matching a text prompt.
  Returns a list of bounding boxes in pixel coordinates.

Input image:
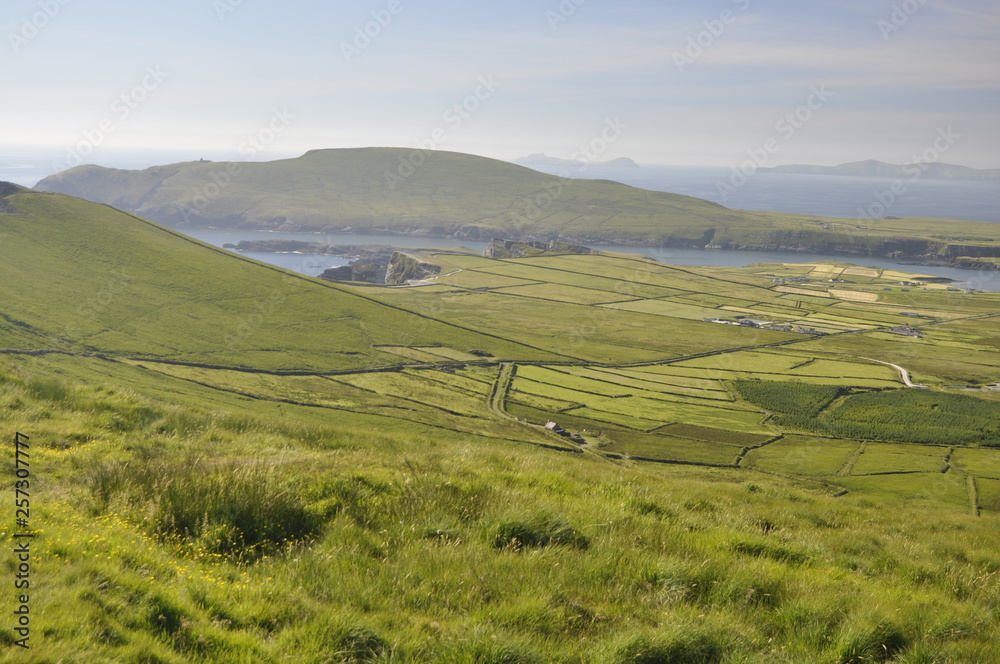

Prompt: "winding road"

[858,357,927,388]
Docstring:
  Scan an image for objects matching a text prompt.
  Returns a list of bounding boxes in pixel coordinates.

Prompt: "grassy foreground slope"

[3,352,1000,664]
[35,148,1000,258]
[1,189,999,662]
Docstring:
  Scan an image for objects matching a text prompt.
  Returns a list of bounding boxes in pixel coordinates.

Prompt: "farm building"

[545,421,569,436]
[890,324,924,338]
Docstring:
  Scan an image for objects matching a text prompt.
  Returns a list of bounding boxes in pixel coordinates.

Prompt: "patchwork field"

[3,189,999,664]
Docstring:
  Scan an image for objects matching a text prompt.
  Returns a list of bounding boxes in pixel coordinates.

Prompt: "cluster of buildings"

[702,317,823,335]
[889,323,924,338]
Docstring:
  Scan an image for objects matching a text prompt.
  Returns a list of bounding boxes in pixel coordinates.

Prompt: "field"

[2,187,999,662]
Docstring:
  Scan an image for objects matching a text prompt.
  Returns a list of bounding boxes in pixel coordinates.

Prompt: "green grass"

[89,458,322,562]
[835,473,972,512]
[657,423,773,447]
[600,298,731,321]
[600,432,742,465]
[742,435,859,476]
[3,186,1000,662]
[584,396,770,433]
[3,349,1000,662]
[563,407,664,431]
[851,447,949,475]
[0,191,562,371]
[951,448,1000,477]
[978,478,1000,513]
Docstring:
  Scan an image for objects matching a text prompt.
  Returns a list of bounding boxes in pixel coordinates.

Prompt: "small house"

[545,421,569,436]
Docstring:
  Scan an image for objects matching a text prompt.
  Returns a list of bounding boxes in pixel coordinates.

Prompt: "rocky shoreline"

[228,235,998,271]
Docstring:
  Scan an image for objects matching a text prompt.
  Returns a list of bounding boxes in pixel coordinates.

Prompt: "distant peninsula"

[33,147,1000,263]
[514,153,639,169]
[763,160,1000,181]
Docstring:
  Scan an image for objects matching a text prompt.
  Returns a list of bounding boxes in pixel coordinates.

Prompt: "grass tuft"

[88,459,322,562]
[603,626,726,664]
[492,515,589,551]
[836,620,908,663]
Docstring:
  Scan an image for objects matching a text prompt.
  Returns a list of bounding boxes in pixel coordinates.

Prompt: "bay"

[4,146,997,290]
[185,228,1000,292]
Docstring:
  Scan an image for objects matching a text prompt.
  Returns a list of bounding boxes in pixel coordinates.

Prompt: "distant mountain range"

[763,160,1000,181]
[514,153,639,169]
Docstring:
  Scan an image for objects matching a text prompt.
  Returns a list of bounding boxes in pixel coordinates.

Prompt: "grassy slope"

[2,190,999,662]
[0,190,563,370]
[3,352,999,664]
[35,148,1000,256]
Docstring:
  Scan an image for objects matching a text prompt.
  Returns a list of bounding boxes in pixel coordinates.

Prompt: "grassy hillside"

[2,187,999,662]
[0,188,562,371]
[35,148,1000,258]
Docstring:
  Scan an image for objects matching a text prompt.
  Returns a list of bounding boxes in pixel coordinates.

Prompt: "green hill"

[2,184,999,662]
[0,186,561,371]
[35,147,1000,259]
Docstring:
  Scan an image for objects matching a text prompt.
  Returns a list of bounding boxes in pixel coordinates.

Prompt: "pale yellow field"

[807,264,842,274]
[776,286,831,297]
[829,289,879,302]
[842,267,880,277]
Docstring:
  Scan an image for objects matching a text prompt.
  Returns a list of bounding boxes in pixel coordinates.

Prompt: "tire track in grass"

[837,442,866,476]
[967,476,980,517]
[490,363,516,420]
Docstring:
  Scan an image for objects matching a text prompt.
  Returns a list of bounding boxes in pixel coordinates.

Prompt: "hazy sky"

[4,0,999,168]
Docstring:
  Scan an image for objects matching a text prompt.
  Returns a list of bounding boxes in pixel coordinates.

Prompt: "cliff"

[384,251,442,285]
